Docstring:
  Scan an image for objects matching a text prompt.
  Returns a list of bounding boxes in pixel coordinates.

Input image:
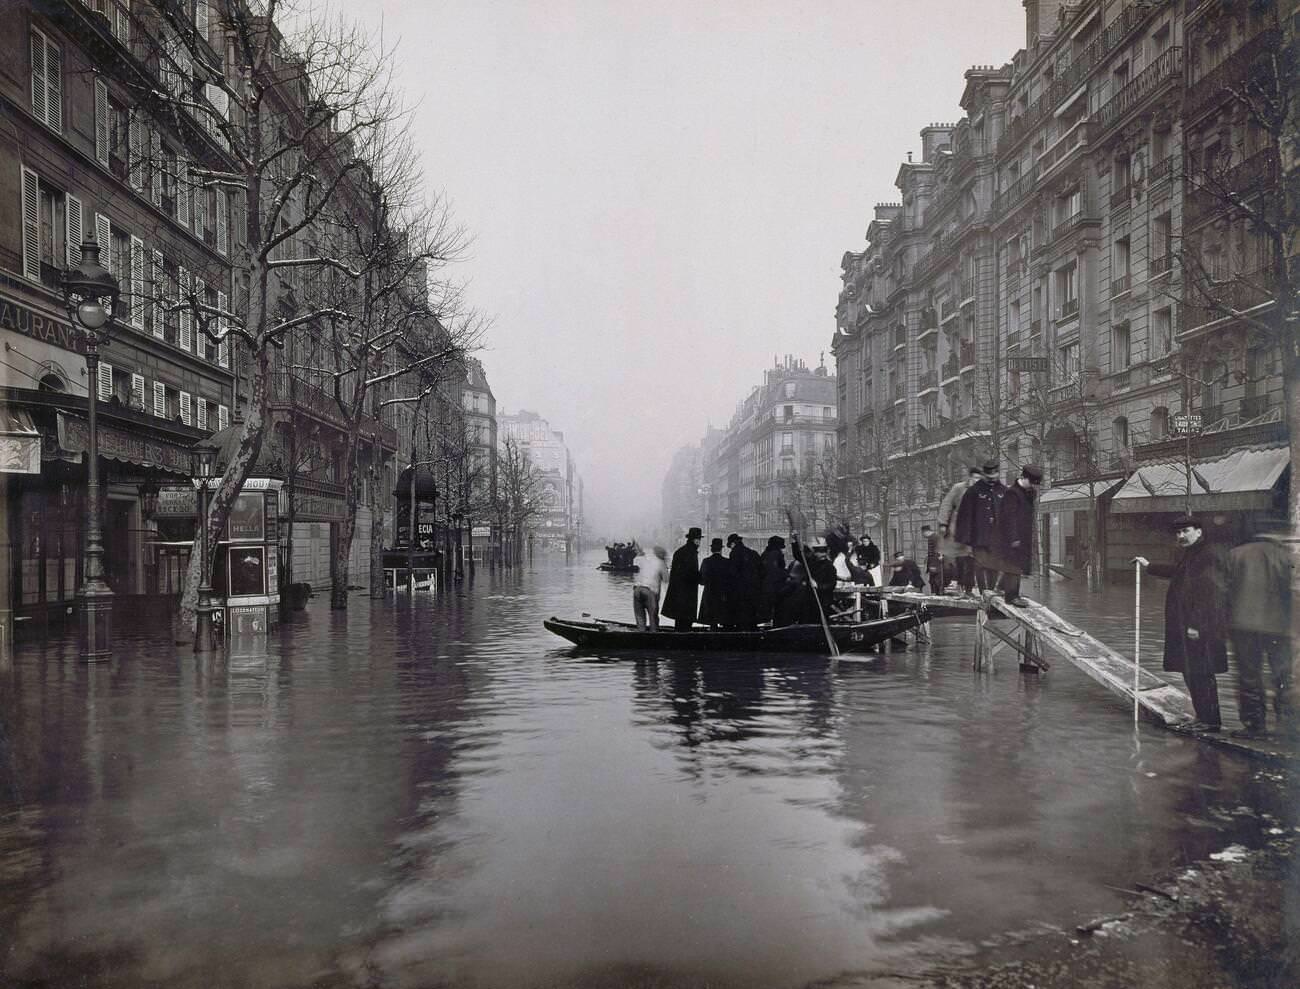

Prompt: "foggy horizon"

[351,0,1026,536]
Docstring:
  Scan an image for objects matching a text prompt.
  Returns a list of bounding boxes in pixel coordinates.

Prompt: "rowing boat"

[543,608,925,654]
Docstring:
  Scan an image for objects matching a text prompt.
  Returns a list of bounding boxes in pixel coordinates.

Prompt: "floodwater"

[0,553,1292,988]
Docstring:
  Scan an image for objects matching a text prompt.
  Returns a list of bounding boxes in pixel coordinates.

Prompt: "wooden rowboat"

[543,609,925,655]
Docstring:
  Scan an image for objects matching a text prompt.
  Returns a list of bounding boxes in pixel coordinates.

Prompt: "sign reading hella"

[0,297,87,355]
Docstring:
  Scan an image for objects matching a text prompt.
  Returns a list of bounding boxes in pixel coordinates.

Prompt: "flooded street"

[0,554,1293,988]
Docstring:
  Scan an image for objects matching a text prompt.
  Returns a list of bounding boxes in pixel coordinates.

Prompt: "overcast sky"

[348,0,1025,536]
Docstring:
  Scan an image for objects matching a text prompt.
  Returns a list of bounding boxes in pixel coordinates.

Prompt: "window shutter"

[218,404,230,431]
[95,213,111,272]
[177,157,189,228]
[97,361,113,401]
[128,111,143,190]
[153,381,166,418]
[196,0,209,37]
[131,373,145,411]
[30,31,47,125]
[216,192,228,255]
[178,266,191,351]
[193,180,206,237]
[94,77,109,166]
[20,166,40,281]
[150,129,162,206]
[180,391,192,426]
[43,38,61,131]
[65,194,82,268]
[130,236,144,328]
[150,250,164,338]
[217,289,229,367]
[197,397,208,431]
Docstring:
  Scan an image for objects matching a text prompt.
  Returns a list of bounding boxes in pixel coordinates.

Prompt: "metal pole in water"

[1133,559,1141,724]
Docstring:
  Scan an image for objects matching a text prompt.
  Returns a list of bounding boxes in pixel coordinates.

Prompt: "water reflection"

[0,554,1291,988]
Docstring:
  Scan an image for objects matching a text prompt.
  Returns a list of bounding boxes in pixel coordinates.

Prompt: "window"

[1113,416,1130,451]
[784,382,796,399]
[1112,321,1131,371]
[30,27,62,132]
[1151,213,1172,273]
[1112,237,1131,294]
[1058,341,1080,382]
[1152,24,1171,55]
[107,95,130,180]
[781,432,794,453]
[1112,61,1130,97]
[20,168,81,287]
[1153,307,1172,355]
[1150,407,1169,440]
[1056,262,1078,319]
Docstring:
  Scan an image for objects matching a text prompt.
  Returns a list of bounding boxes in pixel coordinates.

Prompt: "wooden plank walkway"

[845,587,1298,762]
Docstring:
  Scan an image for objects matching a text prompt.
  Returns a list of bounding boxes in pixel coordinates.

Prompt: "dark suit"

[1147,538,1230,726]
[662,540,701,629]
[955,477,1006,592]
[992,482,1036,599]
[728,543,763,628]
[698,552,733,628]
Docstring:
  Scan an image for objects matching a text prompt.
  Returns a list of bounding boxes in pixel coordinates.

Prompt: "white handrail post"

[1133,559,1142,724]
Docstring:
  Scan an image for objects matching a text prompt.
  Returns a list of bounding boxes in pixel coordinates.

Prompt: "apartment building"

[497,409,582,551]
[833,0,1288,579]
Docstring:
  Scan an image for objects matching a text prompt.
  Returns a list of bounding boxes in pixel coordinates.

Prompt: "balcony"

[1150,253,1173,277]
[1005,329,1020,350]
[960,279,976,302]
[940,299,958,322]
[1038,119,1091,175]
[994,165,1039,214]
[920,307,938,330]
[1029,320,1042,339]
[1149,153,1177,183]
[1240,394,1272,420]
[1199,404,1224,428]
[1110,274,1131,298]
[1110,184,1131,209]
[1185,149,1281,227]
[270,372,399,450]
[1058,297,1080,321]
[1093,47,1182,136]
[941,355,960,382]
[917,370,939,393]
[1178,277,1272,336]
[1185,29,1281,121]
[893,326,908,350]
[959,340,977,369]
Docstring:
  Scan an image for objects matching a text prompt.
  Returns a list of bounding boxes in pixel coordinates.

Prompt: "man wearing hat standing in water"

[992,464,1043,606]
[662,527,703,630]
[1134,517,1230,731]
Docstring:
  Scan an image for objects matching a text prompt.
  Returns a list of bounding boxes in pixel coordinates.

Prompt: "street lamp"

[61,235,120,662]
[192,437,221,651]
[137,475,161,524]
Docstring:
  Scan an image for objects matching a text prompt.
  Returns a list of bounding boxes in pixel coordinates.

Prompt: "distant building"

[497,409,582,550]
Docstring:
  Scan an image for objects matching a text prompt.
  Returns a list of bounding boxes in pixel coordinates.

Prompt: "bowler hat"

[685,527,702,539]
[726,532,742,545]
[766,535,786,549]
[1021,464,1044,484]
[1170,515,1202,532]
[981,459,999,474]
[709,537,725,552]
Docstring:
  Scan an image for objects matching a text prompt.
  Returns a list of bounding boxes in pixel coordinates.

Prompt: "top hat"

[1170,515,1202,532]
[807,536,828,549]
[709,537,725,552]
[1021,463,1044,484]
[766,535,786,549]
[685,527,703,539]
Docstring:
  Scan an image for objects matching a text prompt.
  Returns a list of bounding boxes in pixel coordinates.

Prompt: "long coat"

[992,482,1036,576]
[937,480,974,559]
[729,543,763,627]
[759,546,787,621]
[661,541,701,623]
[956,478,1003,564]
[1146,539,1230,674]
[698,552,733,627]
[1228,536,1293,636]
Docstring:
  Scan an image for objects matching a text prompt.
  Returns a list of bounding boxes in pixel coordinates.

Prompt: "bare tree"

[492,437,545,569]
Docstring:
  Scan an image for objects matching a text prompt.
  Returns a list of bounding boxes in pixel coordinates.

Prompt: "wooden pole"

[1133,558,1141,724]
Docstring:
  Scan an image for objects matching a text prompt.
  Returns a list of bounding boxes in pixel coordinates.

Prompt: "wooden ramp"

[849,587,1194,727]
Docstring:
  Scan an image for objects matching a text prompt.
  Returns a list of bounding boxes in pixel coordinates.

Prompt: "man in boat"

[954,460,1006,598]
[631,542,666,631]
[921,524,942,594]
[887,551,924,590]
[662,527,703,630]
[759,536,787,624]
[698,537,733,629]
[1133,517,1230,733]
[726,533,763,629]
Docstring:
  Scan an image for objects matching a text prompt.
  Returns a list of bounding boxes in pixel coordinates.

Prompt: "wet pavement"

[0,554,1294,988]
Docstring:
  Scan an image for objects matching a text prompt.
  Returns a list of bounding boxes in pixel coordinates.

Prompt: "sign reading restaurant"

[0,296,87,355]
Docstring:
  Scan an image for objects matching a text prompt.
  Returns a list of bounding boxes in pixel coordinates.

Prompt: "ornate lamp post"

[61,236,120,662]
[191,437,221,651]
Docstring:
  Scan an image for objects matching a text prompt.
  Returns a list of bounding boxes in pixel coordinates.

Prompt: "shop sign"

[57,412,192,472]
[0,297,86,355]
[156,485,198,517]
[1008,356,1050,373]
[291,491,346,521]
[1171,414,1202,435]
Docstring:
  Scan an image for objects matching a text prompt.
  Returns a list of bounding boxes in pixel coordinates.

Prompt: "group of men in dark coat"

[659,527,841,630]
[1137,515,1295,737]
[952,459,1043,605]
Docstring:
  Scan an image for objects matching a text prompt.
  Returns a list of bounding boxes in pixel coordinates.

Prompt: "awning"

[1111,446,1290,514]
[1038,478,1126,514]
[56,411,193,474]
[0,404,41,474]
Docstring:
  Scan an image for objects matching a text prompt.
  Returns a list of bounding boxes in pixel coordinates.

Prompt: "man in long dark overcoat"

[1228,520,1295,737]
[1135,516,1230,731]
[759,536,787,623]
[662,527,703,629]
[990,464,1042,605]
[954,459,1005,595]
[726,533,763,629]
[698,538,733,629]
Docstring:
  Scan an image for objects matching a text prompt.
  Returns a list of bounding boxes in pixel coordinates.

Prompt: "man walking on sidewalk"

[1134,516,1230,732]
[1228,519,1295,737]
